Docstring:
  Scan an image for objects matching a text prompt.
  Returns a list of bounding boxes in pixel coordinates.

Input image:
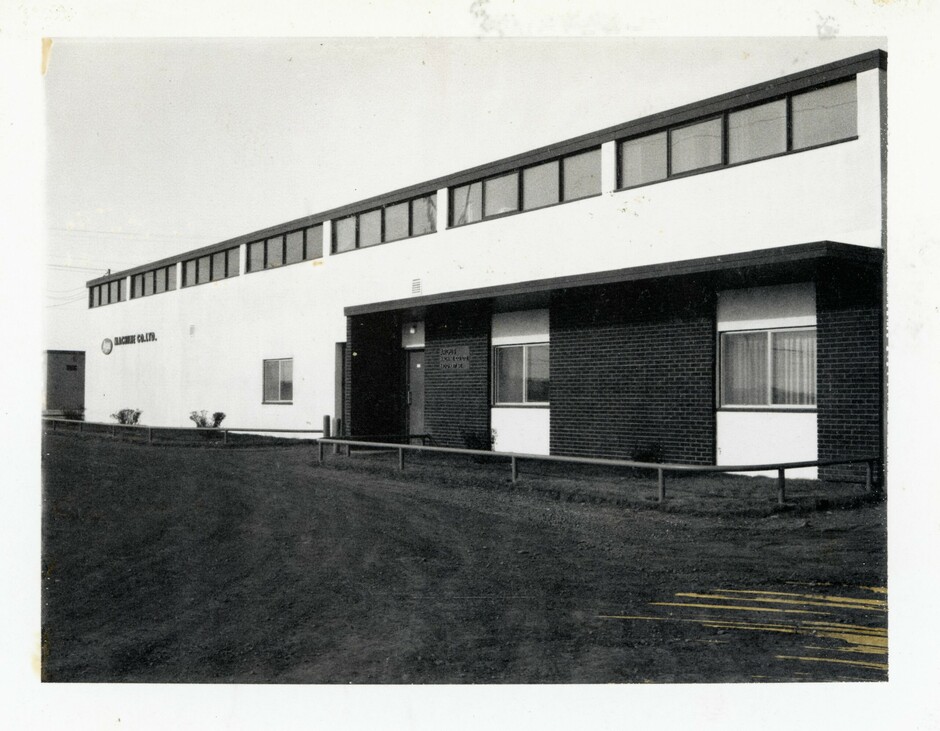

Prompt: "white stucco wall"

[716,411,818,479]
[491,409,550,456]
[82,68,882,454]
[85,257,342,431]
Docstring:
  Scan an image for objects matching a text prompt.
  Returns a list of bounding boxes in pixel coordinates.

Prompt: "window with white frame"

[263,358,293,404]
[719,327,816,407]
[493,343,549,405]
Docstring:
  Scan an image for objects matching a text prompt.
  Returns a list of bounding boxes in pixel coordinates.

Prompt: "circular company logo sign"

[101,338,113,355]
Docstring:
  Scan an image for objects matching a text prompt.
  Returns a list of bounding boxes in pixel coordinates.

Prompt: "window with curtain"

[720,328,816,407]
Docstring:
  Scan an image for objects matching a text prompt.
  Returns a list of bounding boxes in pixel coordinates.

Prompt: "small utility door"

[406,350,425,438]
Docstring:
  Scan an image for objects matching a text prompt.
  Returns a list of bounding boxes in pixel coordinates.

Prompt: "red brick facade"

[549,280,716,464]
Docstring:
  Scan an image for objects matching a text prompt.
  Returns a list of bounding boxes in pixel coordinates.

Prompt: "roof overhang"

[344,241,883,318]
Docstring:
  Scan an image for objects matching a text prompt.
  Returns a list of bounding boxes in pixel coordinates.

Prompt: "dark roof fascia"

[86,236,250,286]
[89,50,886,288]
[344,242,884,317]
[438,50,886,188]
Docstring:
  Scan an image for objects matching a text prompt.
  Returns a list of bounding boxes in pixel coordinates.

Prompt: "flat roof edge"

[344,242,884,317]
[88,50,886,288]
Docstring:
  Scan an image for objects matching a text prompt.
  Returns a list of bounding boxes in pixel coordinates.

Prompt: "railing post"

[52,420,56,432]
[777,468,786,505]
[322,415,331,442]
[79,422,83,434]
[657,469,665,503]
[865,460,873,493]
[398,447,405,471]
[318,441,324,463]
[511,456,518,483]
[333,417,343,455]
[147,427,152,443]
[222,429,228,445]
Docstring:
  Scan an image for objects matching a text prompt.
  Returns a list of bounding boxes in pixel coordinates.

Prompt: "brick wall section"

[424,303,491,449]
[550,279,715,464]
[346,311,402,436]
[816,262,884,483]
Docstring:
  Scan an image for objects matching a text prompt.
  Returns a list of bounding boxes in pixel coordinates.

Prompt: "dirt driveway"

[41,431,887,683]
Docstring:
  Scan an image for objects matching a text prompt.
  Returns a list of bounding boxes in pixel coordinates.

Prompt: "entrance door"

[406,350,425,439]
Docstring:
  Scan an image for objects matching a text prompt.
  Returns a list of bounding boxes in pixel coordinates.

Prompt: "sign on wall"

[101,332,157,355]
[439,346,470,371]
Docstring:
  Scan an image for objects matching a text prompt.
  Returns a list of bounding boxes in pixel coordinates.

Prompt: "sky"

[5,1,940,728]
[42,36,886,348]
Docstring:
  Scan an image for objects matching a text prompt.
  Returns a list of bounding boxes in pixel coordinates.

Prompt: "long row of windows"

[90,75,861,305]
[89,279,125,308]
[619,80,857,189]
[332,193,436,254]
[257,328,814,411]
[248,224,324,272]
[451,148,601,228]
[131,265,177,299]
[182,246,240,288]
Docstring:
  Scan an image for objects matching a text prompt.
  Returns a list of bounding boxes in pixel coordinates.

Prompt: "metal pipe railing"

[43,417,323,442]
[317,436,881,504]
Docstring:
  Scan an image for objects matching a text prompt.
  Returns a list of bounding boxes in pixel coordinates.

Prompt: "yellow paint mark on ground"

[814,632,886,648]
[599,584,887,678]
[707,589,887,610]
[803,620,886,635]
[650,601,829,615]
[776,655,888,671]
[803,643,886,656]
[701,621,798,634]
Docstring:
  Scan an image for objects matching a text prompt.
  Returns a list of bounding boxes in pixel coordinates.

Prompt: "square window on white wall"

[263,358,293,404]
